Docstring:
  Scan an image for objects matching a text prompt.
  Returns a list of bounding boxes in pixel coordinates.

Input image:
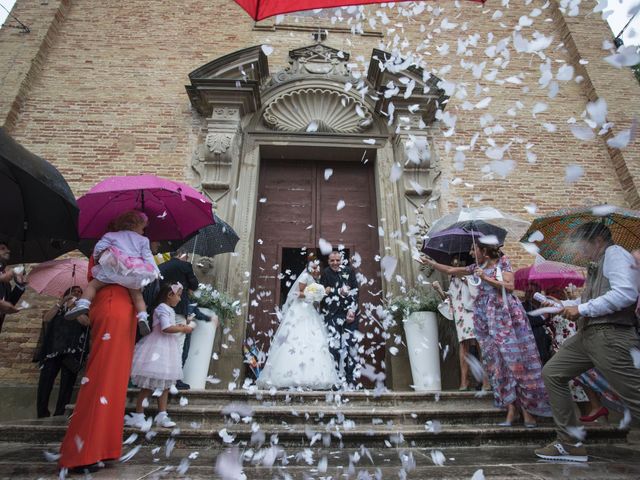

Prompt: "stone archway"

[186,42,448,390]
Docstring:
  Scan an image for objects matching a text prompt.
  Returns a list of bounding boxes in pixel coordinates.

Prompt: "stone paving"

[0,388,638,479]
[0,435,639,479]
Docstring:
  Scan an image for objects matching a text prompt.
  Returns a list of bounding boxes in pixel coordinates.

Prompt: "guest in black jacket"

[0,242,27,333]
[35,286,89,418]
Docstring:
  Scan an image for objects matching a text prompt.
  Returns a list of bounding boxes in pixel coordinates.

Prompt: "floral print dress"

[449,276,477,342]
[468,256,552,416]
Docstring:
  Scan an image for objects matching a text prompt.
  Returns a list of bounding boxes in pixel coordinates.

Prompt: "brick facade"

[1,0,638,384]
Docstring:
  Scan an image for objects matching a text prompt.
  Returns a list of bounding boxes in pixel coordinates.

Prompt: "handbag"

[61,354,83,374]
[61,326,90,374]
[437,299,455,321]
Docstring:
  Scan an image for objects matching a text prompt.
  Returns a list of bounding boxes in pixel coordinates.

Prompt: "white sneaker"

[125,412,146,429]
[155,412,176,428]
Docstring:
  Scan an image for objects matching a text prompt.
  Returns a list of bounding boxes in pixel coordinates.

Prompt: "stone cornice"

[186,45,268,117]
[367,49,449,125]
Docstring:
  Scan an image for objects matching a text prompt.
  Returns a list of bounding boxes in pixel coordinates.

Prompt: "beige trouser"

[542,324,640,442]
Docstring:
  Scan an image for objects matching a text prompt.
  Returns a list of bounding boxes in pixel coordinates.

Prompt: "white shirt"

[563,245,640,317]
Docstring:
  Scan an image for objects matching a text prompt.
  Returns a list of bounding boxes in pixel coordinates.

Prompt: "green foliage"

[387,287,459,349]
[190,283,241,327]
[387,288,441,322]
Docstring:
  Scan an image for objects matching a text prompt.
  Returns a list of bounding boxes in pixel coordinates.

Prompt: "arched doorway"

[186,42,447,389]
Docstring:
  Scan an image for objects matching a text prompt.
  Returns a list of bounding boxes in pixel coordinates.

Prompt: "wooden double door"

[248,158,384,382]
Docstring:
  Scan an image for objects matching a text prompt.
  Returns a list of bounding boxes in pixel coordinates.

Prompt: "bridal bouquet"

[303,283,326,303]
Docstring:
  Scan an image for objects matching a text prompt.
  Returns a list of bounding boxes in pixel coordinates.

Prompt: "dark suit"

[0,269,25,333]
[159,258,199,365]
[320,265,359,385]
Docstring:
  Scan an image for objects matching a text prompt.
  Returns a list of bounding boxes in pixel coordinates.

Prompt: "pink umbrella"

[28,258,89,297]
[515,261,585,291]
[77,175,214,241]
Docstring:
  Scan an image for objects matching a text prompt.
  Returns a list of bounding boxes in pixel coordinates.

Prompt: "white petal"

[565,165,585,183]
[570,125,595,141]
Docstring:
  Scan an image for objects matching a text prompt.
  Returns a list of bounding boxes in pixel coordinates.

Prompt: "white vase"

[403,311,441,392]
[182,307,218,390]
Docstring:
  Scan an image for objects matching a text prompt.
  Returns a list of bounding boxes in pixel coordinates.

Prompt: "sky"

[0,0,638,43]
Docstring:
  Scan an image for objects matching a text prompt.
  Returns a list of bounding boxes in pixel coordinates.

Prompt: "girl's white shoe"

[125,412,147,429]
[154,411,176,428]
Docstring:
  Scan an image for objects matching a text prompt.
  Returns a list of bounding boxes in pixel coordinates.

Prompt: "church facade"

[1,0,639,389]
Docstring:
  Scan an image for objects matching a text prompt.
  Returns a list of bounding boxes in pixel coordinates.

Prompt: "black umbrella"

[450,220,508,245]
[179,214,239,258]
[422,227,478,265]
[0,128,79,263]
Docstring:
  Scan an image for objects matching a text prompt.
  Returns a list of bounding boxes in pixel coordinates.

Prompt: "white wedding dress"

[257,271,339,390]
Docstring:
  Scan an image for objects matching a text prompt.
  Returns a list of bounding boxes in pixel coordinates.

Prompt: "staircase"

[0,389,628,448]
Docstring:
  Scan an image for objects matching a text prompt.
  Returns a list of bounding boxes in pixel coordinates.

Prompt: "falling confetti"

[318,238,333,255]
[430,450,446,466]
[565,165,585,183]
[324,168,333,180]
[631,347,640,368]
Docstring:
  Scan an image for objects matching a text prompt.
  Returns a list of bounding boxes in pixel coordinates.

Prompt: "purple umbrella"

[78,175,214,241]
[421,228,480,265]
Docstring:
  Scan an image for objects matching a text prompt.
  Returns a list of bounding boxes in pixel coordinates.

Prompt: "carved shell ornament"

[262,88,373,134]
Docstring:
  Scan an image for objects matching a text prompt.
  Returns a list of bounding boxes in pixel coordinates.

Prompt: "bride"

[257,261,339,390]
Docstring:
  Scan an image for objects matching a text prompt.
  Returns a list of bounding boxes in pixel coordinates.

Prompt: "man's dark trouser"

[182,332,191,367]
[326,315,359,385]
[542,324,640,443]
[37,356,78,418]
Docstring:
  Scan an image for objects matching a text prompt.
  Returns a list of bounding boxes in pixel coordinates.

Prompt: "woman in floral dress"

[433,256,488,390]
[422,242,551,426]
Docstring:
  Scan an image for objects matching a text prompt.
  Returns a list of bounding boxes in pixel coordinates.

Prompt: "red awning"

[234,0,484,21]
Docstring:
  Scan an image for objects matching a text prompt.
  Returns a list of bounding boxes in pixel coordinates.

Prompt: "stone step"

[112,403,542,426]
[0,417,628,448]
[3,442,640,480]
[125,388,498,408]
[2,442,640,480]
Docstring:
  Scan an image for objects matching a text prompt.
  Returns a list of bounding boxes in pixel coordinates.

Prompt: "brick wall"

[1,0,638,383]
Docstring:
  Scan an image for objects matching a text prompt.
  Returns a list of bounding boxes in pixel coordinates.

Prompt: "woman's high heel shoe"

[580,406,609,422]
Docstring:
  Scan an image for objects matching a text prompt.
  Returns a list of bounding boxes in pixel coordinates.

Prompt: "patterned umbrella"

[519,205,640,267]
[178,214,239,258]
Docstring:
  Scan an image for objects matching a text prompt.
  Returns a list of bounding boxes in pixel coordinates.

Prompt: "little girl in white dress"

[127,282,196,428]
[66,210,159,335]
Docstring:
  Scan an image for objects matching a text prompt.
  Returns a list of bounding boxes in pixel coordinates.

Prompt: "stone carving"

[267,44,359,86]
[206,132,233,155]
[263,88,373,133]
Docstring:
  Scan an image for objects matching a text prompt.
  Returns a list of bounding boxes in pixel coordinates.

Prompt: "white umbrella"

[428,206,530,241]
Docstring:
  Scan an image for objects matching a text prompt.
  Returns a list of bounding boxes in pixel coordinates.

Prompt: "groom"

[320,251,360,389]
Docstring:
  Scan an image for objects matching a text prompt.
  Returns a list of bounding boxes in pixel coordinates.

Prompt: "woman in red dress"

[58,280,136,472]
